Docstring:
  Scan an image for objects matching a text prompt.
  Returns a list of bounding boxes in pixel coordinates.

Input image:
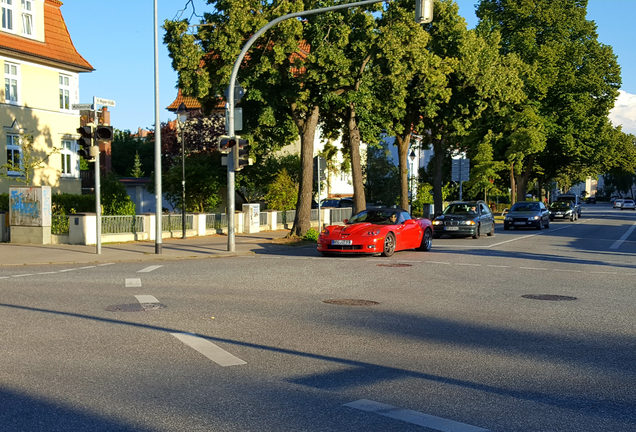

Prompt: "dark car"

[432,201,495,239]
[549,201,577,221]
[504,201,550,230]
[320,198,353,208]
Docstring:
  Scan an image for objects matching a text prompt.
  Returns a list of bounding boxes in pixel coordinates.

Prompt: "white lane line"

[457,263,481,267]
[552,268,583,273]
[610,221,636,250]
[0,276,10,279]
[78,266,97,270]
[344,399,490,432]
[98,263,115,266]
[488,233,538,247]
[519,266,547,271]
[427,261,451,265]
[487,264,509,268]
[125,278,142,288]
[170,332,246,367]
[138,265,163,273]
[58,268,75,273]
[135,295,159,304]
[11,274,34,278]
[36,271,58,275]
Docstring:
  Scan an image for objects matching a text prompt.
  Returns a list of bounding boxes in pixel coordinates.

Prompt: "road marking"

[344,399,490,432]
[58,268,75,273]
[78,266,96,270]
[487,264,509,268]
[427,261,451,265]
[125,278,142,288]
[610,221,636,250]
[552,268,583,273]
[138,265,162,273]
[98,263,115,266]
[457,263,481,267]
[11,274,33,277]
[135,295,159,304]
[519,266,547,271]
[170,332,246,367]
[36,271,58,275]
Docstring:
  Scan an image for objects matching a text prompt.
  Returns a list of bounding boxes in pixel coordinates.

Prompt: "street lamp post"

[176,102,188,239]
[409,149,417,213]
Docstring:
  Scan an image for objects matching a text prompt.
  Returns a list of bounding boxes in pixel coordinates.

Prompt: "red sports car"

[317,208,433,257]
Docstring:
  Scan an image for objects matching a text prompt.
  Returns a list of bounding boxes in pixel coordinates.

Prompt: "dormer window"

[1,0,13,31]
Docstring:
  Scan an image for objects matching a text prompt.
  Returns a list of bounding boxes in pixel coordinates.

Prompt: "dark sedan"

[432,201,495,239]
[504,201,550,230]
[549,201,578,221]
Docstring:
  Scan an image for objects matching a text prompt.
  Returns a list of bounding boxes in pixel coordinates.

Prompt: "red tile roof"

[166,88,202,111]
[0,0,93,72]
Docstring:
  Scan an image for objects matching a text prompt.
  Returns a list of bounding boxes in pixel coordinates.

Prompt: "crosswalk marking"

[135,295,159,304]
[138,265,163,273]
[344,399,490,432]
[125,278,142,288]
[171,332,246,367]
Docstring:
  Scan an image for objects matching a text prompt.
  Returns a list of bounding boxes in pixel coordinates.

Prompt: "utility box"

[9,186,52,244]
[242,203,260,234]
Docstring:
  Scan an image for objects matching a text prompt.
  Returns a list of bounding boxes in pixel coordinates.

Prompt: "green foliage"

[302,228,319,242]
[130,152,144,178]
[237,154,300,204]
[111,129,153,178]
[52,193,94,213]
[0,193,8,212]
[162,152,224,213]
[101,174,136,216]
[364,144,400,206]
[265,168,298,212]
[0,134,58,185]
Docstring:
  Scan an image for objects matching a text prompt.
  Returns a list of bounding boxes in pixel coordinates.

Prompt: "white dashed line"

[457,263,481,267]
[135,295,159,304]
[58,269,75,273]
[125,278,142,288]
[138,265,163,273]
[427,261,451,265]
[170,332,246,367]
[11,274,33,278]
[610,221,636,250]
[519,267,547,271]
[344,399,490,432]
[78,265,97,270]
[552,269,583,273]
[98,263,115,266]
[487,264,509,268]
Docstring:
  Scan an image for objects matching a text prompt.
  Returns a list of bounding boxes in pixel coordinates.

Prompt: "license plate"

[514,221,526,225]
[445,226,459,231]
[332,239,352,246]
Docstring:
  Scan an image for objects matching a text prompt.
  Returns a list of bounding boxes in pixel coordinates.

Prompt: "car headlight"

[363,230,381,236]
[433,220,443,225]
[532,215,540,220]
[320,228,330,236]
[463,220,476,225]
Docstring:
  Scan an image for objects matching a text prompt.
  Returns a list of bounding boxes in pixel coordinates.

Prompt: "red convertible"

[317,208,433,257]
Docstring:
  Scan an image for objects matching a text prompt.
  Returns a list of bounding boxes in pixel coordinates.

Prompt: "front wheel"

[382,232,396,257]
[472,224,480,239]
[537,220,543,230]
[487,222,495,236]
[418,228,433,251]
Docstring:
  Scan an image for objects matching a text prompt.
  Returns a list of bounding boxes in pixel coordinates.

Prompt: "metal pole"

[153,0,162,253]
[93,98,101,254]
[181,125,186,239]
[226,0,385,251]
[317,157,321,229]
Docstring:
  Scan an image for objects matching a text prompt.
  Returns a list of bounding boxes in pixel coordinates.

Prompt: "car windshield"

[347,209,406,225]
[511,202,540,212]
[550,202,570,209]
[443,204,476,215]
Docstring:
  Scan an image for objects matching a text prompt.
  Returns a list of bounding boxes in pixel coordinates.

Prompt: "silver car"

[503,201,550,230]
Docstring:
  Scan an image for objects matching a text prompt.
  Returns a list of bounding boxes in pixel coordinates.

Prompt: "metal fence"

[205,213,227,230]
[259,212,268,226]
[276,209,295,226]
[101,215,144,234]
[162,214,193,232]
[330,207,353,224]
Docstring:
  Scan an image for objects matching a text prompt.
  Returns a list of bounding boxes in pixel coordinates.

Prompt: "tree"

[476,0,622,200]
[265,168,298,211]
[111,129,153,178]
[101,174,136,215]
[130,152,144,178]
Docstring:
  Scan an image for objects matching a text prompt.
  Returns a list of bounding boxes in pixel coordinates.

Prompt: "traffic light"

[218,135,236,154]
[94,125,113,141]
[76,125,93,159]
[234,138,251,171]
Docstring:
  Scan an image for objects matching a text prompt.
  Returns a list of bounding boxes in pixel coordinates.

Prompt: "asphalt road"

[1,203,634,431]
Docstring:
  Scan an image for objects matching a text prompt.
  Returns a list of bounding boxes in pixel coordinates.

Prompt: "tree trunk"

[347,103,366,214]
[289,105,320,238]
[514,155,534,201]
[395,134,411,210]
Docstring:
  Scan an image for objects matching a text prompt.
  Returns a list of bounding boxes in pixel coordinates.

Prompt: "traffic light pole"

[93,101,102,254]
[226,0,394,252]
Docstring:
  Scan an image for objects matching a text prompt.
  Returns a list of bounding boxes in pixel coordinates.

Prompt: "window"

[6,134,21,176]
[60,139,77,177]
[1,0,13,31]
[21,0,32,35]
[59,74,70,110]
[4,62,18,103]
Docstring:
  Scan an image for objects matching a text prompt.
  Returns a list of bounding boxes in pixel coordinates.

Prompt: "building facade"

[0,0,92,194]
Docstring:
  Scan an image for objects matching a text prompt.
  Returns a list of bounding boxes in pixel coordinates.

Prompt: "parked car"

[613,198,624,209]
[317,207,432,257]
[585,197,596,204]
[320,197,353,208]
[432,201,495,239]
[621,199,636,210]
[549,201,577,221]
[503,201,550,230]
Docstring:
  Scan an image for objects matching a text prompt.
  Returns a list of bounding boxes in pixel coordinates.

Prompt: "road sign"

[94,97,116,107]
[72,103,94,110]
[451,158,470,182]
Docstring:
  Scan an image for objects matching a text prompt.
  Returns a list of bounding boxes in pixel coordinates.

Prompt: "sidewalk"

[0,230,297,267]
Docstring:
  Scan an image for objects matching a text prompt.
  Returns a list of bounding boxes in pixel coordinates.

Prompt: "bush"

[0,193,8,212]
[303,228,319,242]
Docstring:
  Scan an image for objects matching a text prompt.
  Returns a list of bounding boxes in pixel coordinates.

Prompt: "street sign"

[72,103,94,110]
[451,158,470,182]
[94,97,116,107]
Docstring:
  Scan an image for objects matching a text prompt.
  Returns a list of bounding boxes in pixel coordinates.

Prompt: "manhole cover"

[105,303,166,312]
[377,263,412,268]
[323,299,379,306]
[521,294,577,301]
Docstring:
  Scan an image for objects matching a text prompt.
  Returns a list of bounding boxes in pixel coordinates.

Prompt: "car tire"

[418,228,433,251]
[537,220,543,230]
[382,232,396,257]
[472,224,480,239]
[545,219,549,228]
[487,222,495,236]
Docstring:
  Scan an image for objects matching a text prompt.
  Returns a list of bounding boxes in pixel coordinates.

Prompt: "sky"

[62,0,636,135]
